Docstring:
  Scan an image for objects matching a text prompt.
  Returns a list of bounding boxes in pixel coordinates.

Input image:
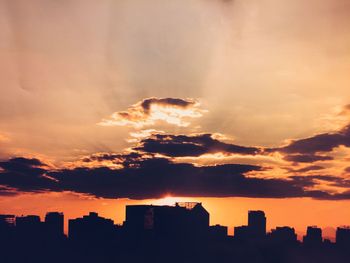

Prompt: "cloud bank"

[2,100,350,200]
[0,154,349,200]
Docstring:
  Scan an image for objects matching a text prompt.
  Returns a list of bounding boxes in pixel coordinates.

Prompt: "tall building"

[303,226,322,246]
[234,210,266,242]
[125,202,209,239]
[248,210,266,238]
[45,212,64,238]
[336,227,350,247]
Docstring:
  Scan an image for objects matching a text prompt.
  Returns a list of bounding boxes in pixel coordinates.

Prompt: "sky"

[1,0,350,239]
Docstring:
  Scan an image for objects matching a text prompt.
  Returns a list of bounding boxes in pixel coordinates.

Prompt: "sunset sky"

[1,0,350,239]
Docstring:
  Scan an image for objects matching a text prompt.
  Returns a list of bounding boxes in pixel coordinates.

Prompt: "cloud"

[98,97,205,128]
[289,175,350,190]
[129,129,164,139]
[134,133,261,157]
[3,106,350,199]
[0,157,57,193]
[283,154,333,163]
[0,186,17,196]
[278,124,350,155]
[1,155,349,200]
[289,165,325,173]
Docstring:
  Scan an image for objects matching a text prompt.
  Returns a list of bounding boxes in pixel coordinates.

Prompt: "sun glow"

[148,196,195,206]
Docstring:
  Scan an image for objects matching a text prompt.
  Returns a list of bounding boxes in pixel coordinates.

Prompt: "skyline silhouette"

[1,202,350,263]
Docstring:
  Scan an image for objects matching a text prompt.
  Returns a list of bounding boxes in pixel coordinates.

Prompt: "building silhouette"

[269,226,298,244]
[15,215,43,237]
[0,214,15,243]
[336,227,350,247]
[0,214,15,227]
[125,202,209,239]
[69,212,116,243]
[45,212,64,238]
[209,224,228,240]
[303,226,322,246]
[234,225,250,241]
[1,204,350,263]
[234,210,266,242]
[0,214,15,233]
[248,210,266,238]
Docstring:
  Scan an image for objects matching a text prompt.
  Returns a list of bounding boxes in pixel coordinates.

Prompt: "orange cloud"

[98,98,205,128]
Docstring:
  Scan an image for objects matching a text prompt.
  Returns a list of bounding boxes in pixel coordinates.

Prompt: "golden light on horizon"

[146,196,196,206]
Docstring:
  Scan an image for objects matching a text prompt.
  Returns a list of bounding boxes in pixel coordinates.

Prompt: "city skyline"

[1,201,348,241]
[1,0,350,246]
[3,202,350,262]
[1,202,349,242]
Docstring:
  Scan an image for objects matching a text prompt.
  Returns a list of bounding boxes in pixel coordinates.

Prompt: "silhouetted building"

[269,227,298,244]
[248,210,266,238]
[125,202,209,239]
[234,210,266,242]
[16,215,43,235]
[125,205,154,232]
[0,215,15,241]
[69,212,115,243]
[45,212,64,238]
[234,225,250,241]
[209,224,228,240]
[336,227,350,247]
[2,205,350,263]
[0,214,15,228]
[303,226,322,246]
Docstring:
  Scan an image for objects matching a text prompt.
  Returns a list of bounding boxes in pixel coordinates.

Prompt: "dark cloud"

[289,175,350,189]
[140,98,196,113]
[0,157,47,177]
[134,133,261,157]
[278,125,350,155]
[345,167,350,173]
[50,158,266,199]
[0,157,57,193]
[1,156,349,200]
[313,190,350,200]
[0,186,17,196]
[82,152,145,168]
[283,154,333,163]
